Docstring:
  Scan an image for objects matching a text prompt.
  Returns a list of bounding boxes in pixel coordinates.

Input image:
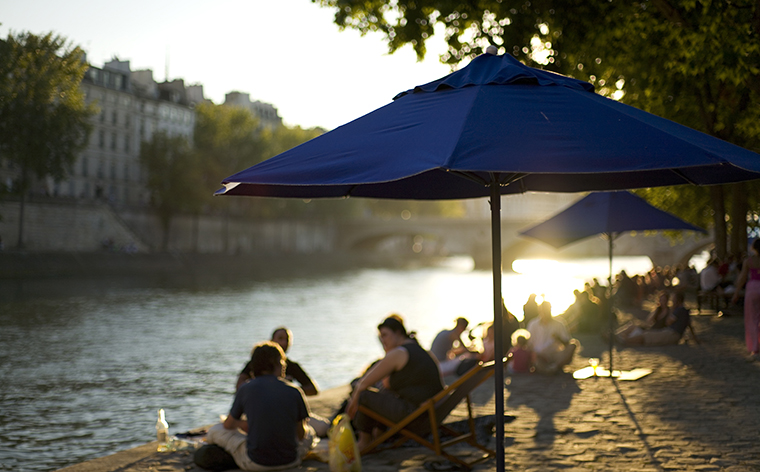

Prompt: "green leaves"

[0,31,94,191]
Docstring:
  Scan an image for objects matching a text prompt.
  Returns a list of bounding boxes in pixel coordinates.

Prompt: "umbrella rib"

[500,173,529,188]
[669,168,699,186]
[450,171,490,186]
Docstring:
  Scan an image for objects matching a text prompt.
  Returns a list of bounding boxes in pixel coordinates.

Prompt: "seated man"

[527,301,578,374]
[237,327,318,396]
[701,259,729,294]
[207,341,315,471]
[430,317,470,363]
[617,291,691,346]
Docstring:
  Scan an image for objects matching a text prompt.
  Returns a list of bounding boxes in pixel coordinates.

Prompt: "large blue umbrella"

[217,52,760,471]
[519,190,707,372]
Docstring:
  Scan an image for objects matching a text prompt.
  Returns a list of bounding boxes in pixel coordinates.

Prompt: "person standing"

[733,239,760,361]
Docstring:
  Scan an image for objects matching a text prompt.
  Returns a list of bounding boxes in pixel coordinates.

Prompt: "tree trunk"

[16,191,26,249]
[730,182,748,256]
[192,213,199,253]
[710,185,727,259]
[160,216,171,252]
[16,167,28,249]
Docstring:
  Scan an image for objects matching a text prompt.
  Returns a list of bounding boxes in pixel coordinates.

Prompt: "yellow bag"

[328,414,361,472]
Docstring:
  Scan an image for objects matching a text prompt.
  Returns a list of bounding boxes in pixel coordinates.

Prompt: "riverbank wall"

[0,198,337,255]
[0,251,397,281]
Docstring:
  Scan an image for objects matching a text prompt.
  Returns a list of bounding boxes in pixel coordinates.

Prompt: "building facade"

[223,91,282,129]
[52,59,201,207]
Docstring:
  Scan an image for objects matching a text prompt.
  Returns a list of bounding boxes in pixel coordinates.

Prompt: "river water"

[0,256,654,471]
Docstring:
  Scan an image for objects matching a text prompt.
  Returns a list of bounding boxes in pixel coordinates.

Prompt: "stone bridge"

[335,216,712,270]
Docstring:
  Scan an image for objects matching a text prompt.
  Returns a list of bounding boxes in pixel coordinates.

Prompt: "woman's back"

[390,343,443,405]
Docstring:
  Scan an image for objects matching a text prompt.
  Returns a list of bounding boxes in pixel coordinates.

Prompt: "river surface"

[0,256,655,471]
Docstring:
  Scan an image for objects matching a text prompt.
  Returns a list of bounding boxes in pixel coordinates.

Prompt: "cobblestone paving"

[67,304,760,472]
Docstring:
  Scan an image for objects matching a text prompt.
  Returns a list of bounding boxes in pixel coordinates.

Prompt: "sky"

[1,0,454,130]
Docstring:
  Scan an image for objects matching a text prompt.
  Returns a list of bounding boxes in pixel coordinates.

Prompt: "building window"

[125,114,131,129]
[111,132,117,150]
[99,130,105,149]
[112,111,118,125]
[81,158,88,177]
[100,109,106,123]
[115,75,122,90]
[124,163,129,181]
[125,133,130,153]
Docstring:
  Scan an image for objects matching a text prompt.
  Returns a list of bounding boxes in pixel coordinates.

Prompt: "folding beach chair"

[357,360,497,470]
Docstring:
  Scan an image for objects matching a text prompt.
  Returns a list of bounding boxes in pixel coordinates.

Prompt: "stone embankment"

[57,301,760,472]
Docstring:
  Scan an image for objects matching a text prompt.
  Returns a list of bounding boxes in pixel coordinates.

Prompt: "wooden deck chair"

[357,360,497,470]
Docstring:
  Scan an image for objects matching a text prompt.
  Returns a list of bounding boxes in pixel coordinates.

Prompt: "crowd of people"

[195,245,760,470]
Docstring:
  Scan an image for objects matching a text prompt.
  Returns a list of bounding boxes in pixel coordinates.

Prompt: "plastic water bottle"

[156,409,169,451]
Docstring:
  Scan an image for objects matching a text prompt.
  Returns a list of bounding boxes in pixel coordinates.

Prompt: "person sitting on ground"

[616,291,691,346]
[430,317,471,363]
[561,289,584,331]
[613,291,669,344]
[647,291,672,329]
[205,341,315,471]
[506,331,533,374]
[237,327,318,396]
[526,301,579,374]
[522,294,540,327]
[443,323,497,377]
[347,315,444,452]
[575,290,603,334]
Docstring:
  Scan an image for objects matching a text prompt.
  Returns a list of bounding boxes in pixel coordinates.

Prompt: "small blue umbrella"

[520,191,707,373]
[519,191,706,248]
[217,52,760,472]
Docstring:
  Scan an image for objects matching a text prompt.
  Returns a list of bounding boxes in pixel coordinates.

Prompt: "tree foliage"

[315,0,760,255]
[0,31,94,191]
[193,101,264,211]
[139,131,201,250]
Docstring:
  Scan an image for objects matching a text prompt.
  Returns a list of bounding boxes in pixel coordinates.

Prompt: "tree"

[139,131,203,251]
[315,0,760,256]
[0,31,94,247]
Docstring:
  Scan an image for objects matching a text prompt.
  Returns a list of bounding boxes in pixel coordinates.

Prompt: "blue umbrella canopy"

[519,191,706,248]
[519,191,706,379]
[217,52,760,472]
[218,53,760,199]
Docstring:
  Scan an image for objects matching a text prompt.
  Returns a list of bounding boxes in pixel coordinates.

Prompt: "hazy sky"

[1,0,454,130]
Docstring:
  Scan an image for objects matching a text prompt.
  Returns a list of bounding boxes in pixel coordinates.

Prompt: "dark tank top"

[389,342,444,405]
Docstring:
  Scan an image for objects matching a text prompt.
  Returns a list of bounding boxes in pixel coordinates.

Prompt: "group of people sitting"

[202,327,329,471]
[198,303,584,471]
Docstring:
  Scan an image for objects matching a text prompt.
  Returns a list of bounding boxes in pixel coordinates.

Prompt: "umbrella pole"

[489,177,506,472]
[608,233,614,375]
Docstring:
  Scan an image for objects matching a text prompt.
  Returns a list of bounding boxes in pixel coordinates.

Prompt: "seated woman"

[347,315,444,452]
[616,291,691,346]
[615,291,671,344]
